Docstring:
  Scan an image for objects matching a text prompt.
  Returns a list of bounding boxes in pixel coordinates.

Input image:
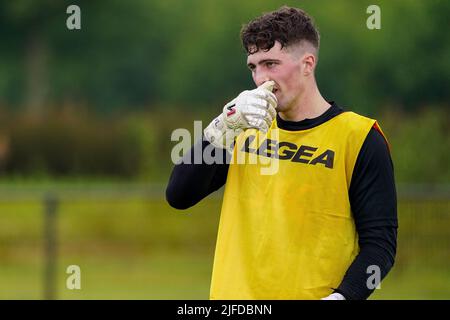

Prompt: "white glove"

[321,293,346,300]
[204,81,277,152]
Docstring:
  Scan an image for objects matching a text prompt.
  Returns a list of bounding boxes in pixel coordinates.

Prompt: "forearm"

[166,137,230,209]
[336,226,397,299]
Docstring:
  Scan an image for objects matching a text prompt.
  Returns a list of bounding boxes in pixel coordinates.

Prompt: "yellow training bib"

[210,111,380,300]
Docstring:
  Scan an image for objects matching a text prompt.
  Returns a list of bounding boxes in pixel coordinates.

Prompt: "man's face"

[246,41,307,112]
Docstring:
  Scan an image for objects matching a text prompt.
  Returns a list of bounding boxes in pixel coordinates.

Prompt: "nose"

[253,69,271,87]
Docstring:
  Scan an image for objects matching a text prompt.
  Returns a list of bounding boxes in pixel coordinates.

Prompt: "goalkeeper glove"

[204,80,277,153]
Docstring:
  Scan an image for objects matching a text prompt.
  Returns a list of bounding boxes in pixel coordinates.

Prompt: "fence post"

[43,192,59,300]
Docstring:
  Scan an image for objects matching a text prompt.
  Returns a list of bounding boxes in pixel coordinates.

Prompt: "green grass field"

[0,184,448,299]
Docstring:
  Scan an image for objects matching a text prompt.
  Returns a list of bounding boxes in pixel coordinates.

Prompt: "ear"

[302,53,316,76]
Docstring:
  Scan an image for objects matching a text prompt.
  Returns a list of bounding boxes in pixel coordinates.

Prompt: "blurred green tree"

[0,0,447,114]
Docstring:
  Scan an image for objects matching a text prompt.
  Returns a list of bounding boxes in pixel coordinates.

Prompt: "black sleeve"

[335,127,398,300]
[166,137,230,210]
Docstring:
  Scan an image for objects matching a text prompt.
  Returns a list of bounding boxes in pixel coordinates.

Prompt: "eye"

[248,64,256,72]
[266,61,276,68]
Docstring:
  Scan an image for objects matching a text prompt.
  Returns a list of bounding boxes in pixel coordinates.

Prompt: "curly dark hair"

[241,6,320,55]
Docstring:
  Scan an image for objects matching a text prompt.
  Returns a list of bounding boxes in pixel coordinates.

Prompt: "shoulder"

[331,112,377,149]
[335,111,376,130]
[361,127,392,160]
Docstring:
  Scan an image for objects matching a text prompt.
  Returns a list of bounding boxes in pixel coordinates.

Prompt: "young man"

[166,6,397,300]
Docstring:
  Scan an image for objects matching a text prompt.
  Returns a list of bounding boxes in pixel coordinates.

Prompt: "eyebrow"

[247,59,281,68]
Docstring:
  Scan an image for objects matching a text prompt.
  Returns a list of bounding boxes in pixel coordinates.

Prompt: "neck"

[278,80,330,122]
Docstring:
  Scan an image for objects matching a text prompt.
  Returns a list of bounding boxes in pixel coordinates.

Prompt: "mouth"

[273,88,279,94]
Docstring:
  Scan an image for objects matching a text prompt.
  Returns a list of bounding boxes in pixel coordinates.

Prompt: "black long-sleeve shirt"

[166,102,398,300]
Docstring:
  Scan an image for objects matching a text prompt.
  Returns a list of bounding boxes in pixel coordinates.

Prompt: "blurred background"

[0,0,448,299]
